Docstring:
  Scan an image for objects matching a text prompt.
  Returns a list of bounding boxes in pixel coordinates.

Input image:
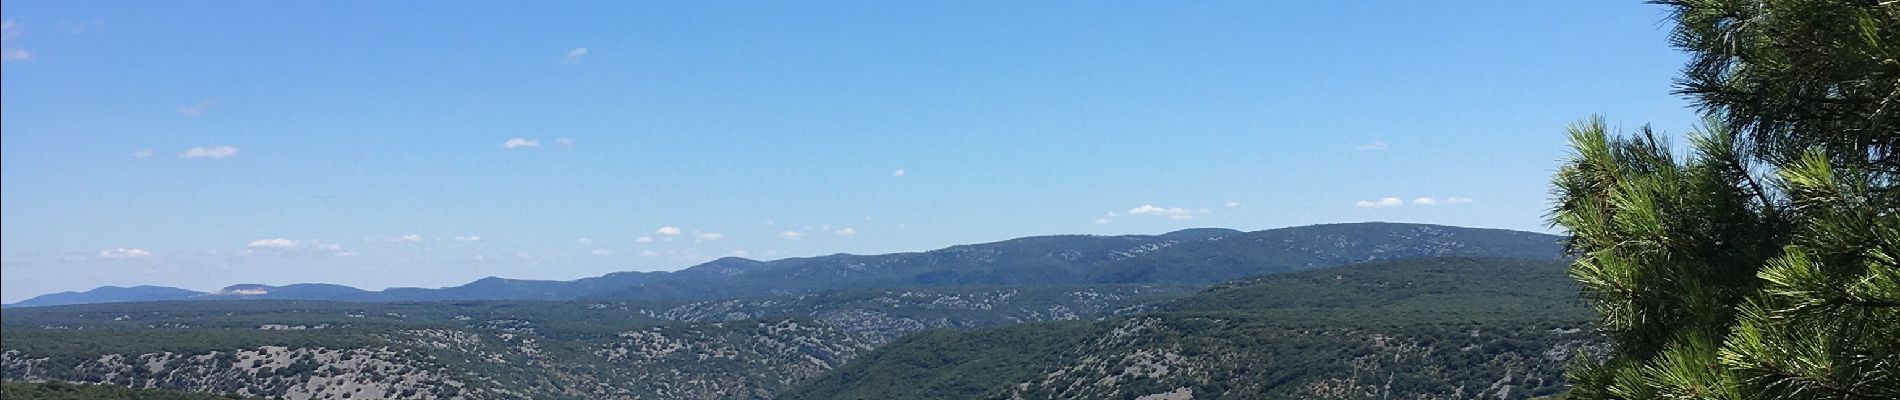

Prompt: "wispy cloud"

[1,20,30,62]
[832,227,857,236]
[635,236,654,243]
[695,232,724,242]
[178,146,238,159]
[451,235,482,242]
[1356,141,1389,151]
[555,137,575,146]
[247,238,298,249]
[780,231,803,240]
[1127,205,1199,220]
[0,48,32,62]
[97,248,153,259]
[1355,197,1404,208]
[502,138,540,149]
[655,226,682,236]
[1411,196,1474,206]
[391,234,423,243]
[591,249,612,256]
[132,149,155,159]
[1224,201,1241,208]
[563,47,588,62]
[59,19,104,35]
[1094,218,1111,225]
[179,100,216,117]
[892,169,906,177]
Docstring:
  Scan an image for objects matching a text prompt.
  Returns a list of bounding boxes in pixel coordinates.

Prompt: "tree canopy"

[1552,1,1900,398]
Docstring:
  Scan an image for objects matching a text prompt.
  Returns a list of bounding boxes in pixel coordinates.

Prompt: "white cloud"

[502,138,540,149]
[640,250,659,257]
[655,226,682,236]
[392,234,423,243]
[563,47,588,62]
[1224,201,1241,208]
[178,146,238,159]
[179,100,216,117]
[1127,205,1197,220]
[1413,197,1438,205]
[452,235,482,242]
[1446,197,1474,204]
[832,228,857,236]
[576,238,593,245]
[695,232,724,241]
[0,20,29,62]
[780,231,803,240]
[1357,141,1389,151]
[591,249,612,256]
[1355,197,1404,208]
[635,236,653,243]
[247,238,298,249]
[1094,218,1111,225]
[97,248,153,259]
[132,149,155,159]
[892,169,906,177]
[315,243,345,251]
[0,48,31,62]
[555,137,575,146]
[334,251,358,257]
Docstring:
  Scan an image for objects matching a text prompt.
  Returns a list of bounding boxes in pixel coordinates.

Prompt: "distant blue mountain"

[7,222,1565,307]
[6,286,204,308]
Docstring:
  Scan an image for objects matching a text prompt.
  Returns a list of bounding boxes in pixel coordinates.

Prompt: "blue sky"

[0,1,1700,302]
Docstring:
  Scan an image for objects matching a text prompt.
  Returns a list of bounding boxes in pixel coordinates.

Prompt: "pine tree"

[1551,1,1899,398]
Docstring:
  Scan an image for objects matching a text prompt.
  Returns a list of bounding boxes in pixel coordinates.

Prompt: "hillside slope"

[1,285,1182,400]
[782,257,1597,400]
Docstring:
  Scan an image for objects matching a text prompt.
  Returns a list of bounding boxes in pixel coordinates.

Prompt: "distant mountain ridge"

[7,223,1565,308]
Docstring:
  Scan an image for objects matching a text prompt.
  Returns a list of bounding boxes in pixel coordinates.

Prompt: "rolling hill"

[782,257,1596,400]
[9,223,1564,307]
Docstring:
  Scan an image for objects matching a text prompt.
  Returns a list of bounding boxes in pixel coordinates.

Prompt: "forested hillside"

[11,223,1562,307]
[784,257,1594,400]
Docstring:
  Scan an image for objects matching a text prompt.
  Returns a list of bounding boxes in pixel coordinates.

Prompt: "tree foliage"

[1552,1,1900,398]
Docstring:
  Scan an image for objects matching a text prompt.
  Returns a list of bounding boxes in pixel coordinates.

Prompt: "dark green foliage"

[783,257,1594,400]
[1,381,254,399]
[1552,1,1900,397]
[778,321,1106,400]
[1662,0,1900,171]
